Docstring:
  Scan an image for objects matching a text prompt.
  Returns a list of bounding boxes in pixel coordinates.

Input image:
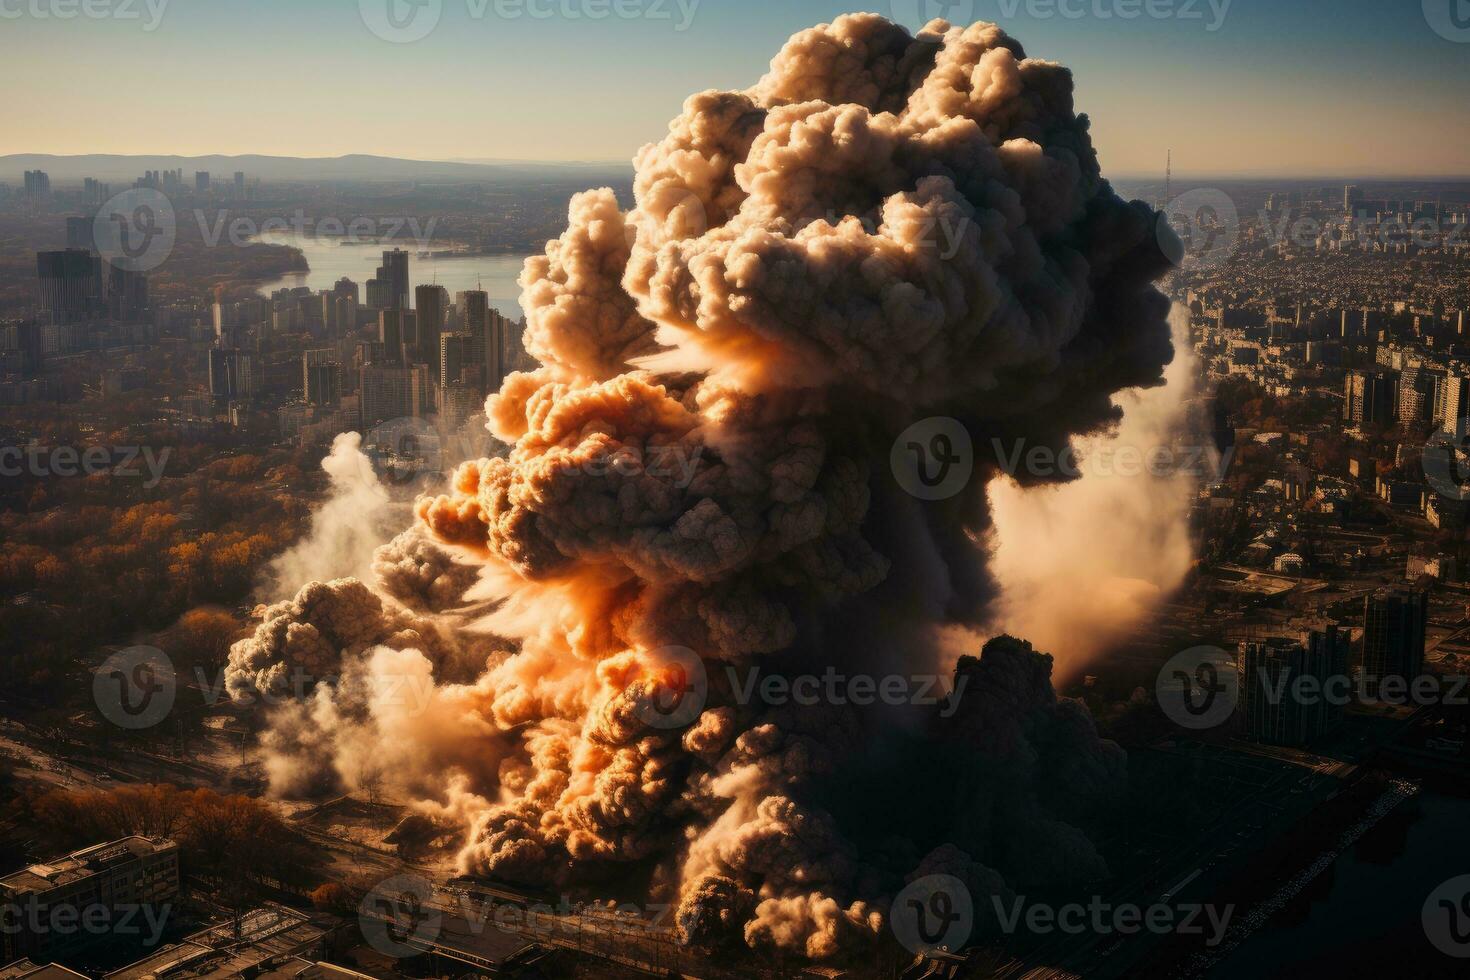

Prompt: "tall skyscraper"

[208,348,254,403]
[460,290,508,394]
[365,278,390,310]
[1398,366,1438,425]
[234,171,246,199]
[378,249,410,311]
[36,249,102,323]
[415,283,448,377]
[1238,628,1349,747]
[319,290,338,338]
[106,263,148,322]
[379,309,413,363]
[303,349,342,407]
[440,333,472,388]
[330,278,359,334]
[1344,369,1396,427]
[1438,374,1470,434]
[65,216,92,250]
[1343,184,1361,214]
[360,362,428,428]
[1362,590,1428,697]
[23,170,50,198]
[195,171,210,193]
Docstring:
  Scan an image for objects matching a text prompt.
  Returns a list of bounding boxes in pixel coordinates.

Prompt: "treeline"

[24,783,323,896]
[0,449,315,695]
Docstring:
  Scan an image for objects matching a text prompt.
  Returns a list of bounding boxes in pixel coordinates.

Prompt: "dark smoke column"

[393,12,1174,963]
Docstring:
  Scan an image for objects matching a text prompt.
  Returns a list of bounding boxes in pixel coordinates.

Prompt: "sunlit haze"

[1,0,1467,176]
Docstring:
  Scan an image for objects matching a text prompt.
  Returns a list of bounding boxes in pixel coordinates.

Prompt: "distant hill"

[0,153,633,185]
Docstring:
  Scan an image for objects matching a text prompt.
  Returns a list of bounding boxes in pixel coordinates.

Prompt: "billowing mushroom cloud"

[226,13,1173,963]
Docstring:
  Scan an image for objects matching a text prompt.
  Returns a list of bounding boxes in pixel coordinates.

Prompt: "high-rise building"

[1238,628,1349,747]
[22,170,50,198]
[36,249,102,323]
[365,277,391,310]
[82,177,110,204]
[65,215,92,250]
[440,332,472,387]
[1343,184,1361,214]
[1344,369,1396,427]
[378,248,410,310]
[1361,590,1428,697]
[331,277,359,333]
[234,170,246,199]
[379,309,417,362]
[319,290,338,337]
[416,283,448,376]
[460,290,509,394]
[106,263,148,322]
[208,348,254,403]
[360,362,428,428]
[439,381,481,431]
[1438,374,1470,434]
[1398,366,1439,425]
[195,171,210,193]
[303,349,342,407]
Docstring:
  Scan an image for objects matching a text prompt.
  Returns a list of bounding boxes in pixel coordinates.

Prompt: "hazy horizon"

[7,150,1470,185]
[2,0,1468,179]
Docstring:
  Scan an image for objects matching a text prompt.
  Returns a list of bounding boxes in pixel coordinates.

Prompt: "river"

[253,232,531,319]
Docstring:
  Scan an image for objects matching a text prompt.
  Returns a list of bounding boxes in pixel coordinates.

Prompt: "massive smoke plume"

[226,14,1174,963]
[988,306,1210,677]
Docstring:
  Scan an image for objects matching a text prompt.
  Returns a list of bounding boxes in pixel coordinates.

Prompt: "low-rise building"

[0,838,179,964]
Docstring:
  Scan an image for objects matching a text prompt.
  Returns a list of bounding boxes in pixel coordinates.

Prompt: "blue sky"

[3,0,1468,176]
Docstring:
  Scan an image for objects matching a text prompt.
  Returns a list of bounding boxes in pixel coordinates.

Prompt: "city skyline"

[0,0,1467,178]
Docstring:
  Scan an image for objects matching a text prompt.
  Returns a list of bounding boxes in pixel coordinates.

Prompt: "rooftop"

[104,906,324,980]
[0,838,177,896]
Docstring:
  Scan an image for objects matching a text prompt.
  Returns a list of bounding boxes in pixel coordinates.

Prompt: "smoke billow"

[988,305,1208,677]
[226,14,1174,962]
[262,432,405,598]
